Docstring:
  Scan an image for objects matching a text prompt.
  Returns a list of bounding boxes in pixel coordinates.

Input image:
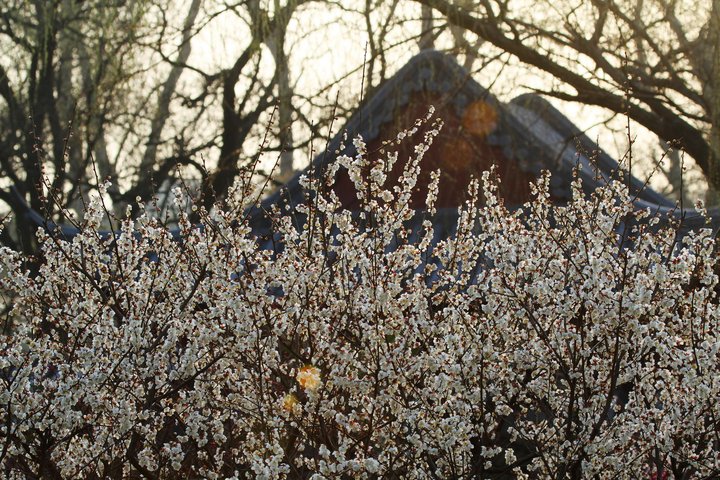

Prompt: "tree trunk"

[269,28,295,182]
[708,1,720,205]
[419,5,434,50]
[140,0,202,174]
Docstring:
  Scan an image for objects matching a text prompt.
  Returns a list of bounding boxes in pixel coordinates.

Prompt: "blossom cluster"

[1,119,720,479]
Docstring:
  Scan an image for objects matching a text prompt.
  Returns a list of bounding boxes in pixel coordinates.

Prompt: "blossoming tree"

[1,114,719,479]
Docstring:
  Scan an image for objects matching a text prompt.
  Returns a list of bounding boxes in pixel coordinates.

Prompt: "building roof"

[250,50,717,242]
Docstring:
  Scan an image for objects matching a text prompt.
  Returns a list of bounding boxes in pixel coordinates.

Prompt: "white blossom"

[1,116,718,478]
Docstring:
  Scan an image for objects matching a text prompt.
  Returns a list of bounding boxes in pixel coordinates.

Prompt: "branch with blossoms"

[1,111,720,478]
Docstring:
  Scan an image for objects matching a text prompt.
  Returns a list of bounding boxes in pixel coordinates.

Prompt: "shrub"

[1,119,720,479]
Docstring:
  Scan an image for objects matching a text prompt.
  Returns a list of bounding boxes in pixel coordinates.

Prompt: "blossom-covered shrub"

[1,117,720,479]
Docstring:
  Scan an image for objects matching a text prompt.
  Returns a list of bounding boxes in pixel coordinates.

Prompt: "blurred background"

[0,0,715,251]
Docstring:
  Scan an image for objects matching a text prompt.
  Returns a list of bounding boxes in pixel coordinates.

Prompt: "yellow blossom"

[296,365,321,391]
[282,393,299,412]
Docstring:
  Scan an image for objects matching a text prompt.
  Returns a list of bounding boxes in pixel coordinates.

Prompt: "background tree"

[0,0,338,252]
[411,0,716,200]
[1,0,716,253]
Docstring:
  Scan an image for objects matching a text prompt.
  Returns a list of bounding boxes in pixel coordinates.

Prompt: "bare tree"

[412,0,716,200]
[0,0,330,251]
